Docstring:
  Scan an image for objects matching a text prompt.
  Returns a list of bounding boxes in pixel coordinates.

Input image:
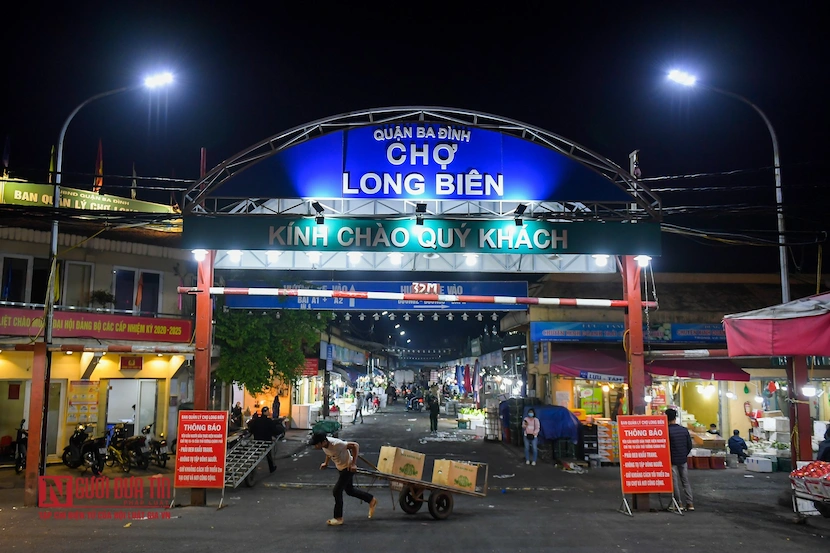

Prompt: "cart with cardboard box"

[356,446,489,520]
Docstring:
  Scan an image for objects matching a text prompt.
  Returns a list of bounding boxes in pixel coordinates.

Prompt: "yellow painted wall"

[0,351,177,448]
[0,381,26,441]
[680,381,719,430]
[550,375,574,408]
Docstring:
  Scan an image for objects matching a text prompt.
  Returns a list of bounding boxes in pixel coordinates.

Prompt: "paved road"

[1,401,828,552]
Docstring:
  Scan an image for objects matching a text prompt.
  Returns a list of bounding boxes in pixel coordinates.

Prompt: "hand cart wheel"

[399,485,424,514]
[428,491,454,520]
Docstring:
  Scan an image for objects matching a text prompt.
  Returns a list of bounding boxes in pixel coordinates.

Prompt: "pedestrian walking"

[522,408,540,465]
[666,408,694,511]
[428,395,440,432]
[272,395,281,419]
[353,391,364,424]
[309,432,377,526]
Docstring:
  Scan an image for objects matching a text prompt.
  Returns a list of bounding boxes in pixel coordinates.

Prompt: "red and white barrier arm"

[177,286,657,309]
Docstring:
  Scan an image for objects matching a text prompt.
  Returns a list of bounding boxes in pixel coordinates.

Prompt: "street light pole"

[37,74,174,478]
[667,70,790,303]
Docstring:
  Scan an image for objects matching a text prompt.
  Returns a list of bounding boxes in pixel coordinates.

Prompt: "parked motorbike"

[105,424,132,473]
[62,423,105,476]
[124,432,151,470]
[14,419,28,474]
[141,423,169,468]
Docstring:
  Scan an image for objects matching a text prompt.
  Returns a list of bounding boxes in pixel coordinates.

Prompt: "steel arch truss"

[183,107,661,222]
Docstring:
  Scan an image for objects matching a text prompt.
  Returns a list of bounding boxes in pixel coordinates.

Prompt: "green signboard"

[0,180,175,214]
[183,216,661,255]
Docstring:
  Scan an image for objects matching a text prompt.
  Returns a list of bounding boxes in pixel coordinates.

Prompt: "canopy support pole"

[191,249,215,507]
[786,356,813,464]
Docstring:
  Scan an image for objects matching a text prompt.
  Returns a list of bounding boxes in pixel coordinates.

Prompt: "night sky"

[1,3,828,349]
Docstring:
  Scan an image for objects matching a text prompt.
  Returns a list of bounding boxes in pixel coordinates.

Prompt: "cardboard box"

[377,446,426,480]
[432,459,479,491]
[762,417,790,432]
[769,432,790,443]
[746,456,774,473]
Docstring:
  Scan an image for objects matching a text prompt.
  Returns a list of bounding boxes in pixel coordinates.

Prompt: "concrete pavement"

[0,401,828,552]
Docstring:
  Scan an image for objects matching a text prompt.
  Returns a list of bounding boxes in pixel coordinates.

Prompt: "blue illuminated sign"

[224,280,529,311]
[530,322,726,343]
[220,124,630,202]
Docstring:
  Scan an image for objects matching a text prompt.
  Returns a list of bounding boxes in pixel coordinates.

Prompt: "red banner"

[617,415,674,495]
[0,307,192,343]
[173,411,228,489]
[302,358,319,377]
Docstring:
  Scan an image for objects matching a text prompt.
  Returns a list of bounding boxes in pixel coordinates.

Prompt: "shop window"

[0,255,30,302]
[113,267,162,314]
[30,258,51,304]
[63,262,93,307]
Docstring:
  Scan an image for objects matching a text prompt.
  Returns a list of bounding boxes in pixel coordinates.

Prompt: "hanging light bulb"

[753,382,764,403]
[801,382,818,397]
[725,390,735,399]
[601,385,610,393]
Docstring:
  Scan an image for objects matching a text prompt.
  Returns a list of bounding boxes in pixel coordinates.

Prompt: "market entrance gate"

[147,108,665,505]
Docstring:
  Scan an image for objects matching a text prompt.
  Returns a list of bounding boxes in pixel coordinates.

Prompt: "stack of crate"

[596,418,619,464]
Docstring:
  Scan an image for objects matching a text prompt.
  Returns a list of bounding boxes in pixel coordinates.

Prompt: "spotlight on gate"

[415,203,427,213]
[514,204,528,216]
[388,252,403,266]
[592,254,610,267]
[192,249,207,262]
[311,201,324,213]
[416,214,424,226]
[463,253,478,266]
[267,251,282,265]
[514,217,523,226]
[228,250,243,263]
[635,255,652,268]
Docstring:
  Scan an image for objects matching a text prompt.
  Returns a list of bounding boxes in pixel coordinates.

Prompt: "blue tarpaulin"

[523,405,580,444]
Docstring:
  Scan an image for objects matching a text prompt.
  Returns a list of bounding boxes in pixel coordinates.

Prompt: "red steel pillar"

[24,342,48,507]
[787,356,814,464]
[623,255,646,416]
[191,249,214,506]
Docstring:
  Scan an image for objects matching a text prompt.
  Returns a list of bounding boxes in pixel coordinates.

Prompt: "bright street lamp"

[39,72,174,476]
[667,69,790,303]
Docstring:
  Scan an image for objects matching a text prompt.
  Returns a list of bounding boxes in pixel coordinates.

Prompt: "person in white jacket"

[522,409,541,466]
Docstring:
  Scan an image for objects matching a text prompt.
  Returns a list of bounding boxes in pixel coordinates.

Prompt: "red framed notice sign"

[173,410,228,489]
[617,415,674,495]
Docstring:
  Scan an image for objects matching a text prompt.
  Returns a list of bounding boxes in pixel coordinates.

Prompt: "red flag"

[93,139,103,193]
[135,272,144,309]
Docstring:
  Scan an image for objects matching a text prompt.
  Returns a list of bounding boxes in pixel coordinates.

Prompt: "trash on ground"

[493,474,515,479]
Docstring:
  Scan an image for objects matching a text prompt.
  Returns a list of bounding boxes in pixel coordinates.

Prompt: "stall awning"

[549,350,629,383]
[723,292,830,357]
[331,367,350,381]
[549,349,750,383]
[334,364,362,382]
[645,358,750,382]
